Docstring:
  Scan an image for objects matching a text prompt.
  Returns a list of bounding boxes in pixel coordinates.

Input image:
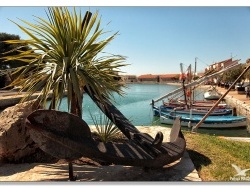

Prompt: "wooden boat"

[152,62,241,104]
[153,98,232,117]
[152,61,231,117]
[153,59,250,131]
[172,99,229,108]
[191,101,228,108]
[159,111,247,128]
[204,89,221,100]
[153,105,232,116]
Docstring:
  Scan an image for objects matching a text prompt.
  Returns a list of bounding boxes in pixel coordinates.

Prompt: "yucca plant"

[1,7,127,180]
[90,111,121,143]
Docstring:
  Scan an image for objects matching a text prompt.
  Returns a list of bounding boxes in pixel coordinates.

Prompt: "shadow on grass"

[186,149,212,172]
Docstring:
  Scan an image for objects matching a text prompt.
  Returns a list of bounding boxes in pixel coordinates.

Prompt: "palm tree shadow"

[186,149,212,171]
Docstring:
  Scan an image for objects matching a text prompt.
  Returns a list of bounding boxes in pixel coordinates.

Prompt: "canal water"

[58,83,250,137]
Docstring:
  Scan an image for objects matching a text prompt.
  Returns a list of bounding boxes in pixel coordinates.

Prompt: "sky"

[1,3,250,76]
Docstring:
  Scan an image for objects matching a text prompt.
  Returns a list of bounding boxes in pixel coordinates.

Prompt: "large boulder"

[0,100,40,162]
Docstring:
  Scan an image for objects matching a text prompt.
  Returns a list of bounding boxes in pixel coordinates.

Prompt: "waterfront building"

[204,58,240,84]
[120,75,138,83]
[137,74,180,83]
[138,74,159,83]
[205,58,239,72]
[159,74,179,83]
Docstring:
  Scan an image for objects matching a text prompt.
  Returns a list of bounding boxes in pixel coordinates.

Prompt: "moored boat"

[153,102,233,117]
[175,99,228,108]
[159,111,247,128]
[204,89,221,100]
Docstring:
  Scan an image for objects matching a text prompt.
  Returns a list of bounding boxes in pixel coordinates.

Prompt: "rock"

[0,100,40,162]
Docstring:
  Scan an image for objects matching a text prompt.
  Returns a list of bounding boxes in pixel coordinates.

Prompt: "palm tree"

[1,7,127,180]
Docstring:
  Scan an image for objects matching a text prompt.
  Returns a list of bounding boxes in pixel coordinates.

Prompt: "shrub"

[90,112,121,143]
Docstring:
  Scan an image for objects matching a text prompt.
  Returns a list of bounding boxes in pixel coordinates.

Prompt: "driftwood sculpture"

[25,86,186,170]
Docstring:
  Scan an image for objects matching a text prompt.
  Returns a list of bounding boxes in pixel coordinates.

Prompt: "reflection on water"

[58,83,250,138]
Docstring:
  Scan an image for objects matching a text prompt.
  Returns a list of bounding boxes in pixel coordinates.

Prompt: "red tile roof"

[138,74,158,79]
[159,74,179,78]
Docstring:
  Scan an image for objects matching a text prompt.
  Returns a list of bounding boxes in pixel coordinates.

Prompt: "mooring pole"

[192,64,250,132]
[180,63,188,109]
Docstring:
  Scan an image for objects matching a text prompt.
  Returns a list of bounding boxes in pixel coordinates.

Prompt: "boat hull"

[204,91,221,100]
[159,112,247,128]
[153,105,232,116]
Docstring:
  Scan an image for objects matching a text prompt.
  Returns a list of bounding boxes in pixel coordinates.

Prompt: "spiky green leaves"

[1,7,127,114]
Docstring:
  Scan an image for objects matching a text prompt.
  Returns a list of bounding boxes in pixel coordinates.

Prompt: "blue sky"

[1,6,250,76]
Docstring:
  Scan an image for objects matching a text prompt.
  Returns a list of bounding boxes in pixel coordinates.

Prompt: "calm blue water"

[59,83,182,125]
[58,83,250,137]
[58,83,205,125]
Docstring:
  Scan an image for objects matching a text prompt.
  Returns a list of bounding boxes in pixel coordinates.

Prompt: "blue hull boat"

[153,105,232,117]
[159,111,247,128]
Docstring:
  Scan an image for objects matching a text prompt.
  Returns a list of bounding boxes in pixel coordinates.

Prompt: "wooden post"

[192,64,250,132]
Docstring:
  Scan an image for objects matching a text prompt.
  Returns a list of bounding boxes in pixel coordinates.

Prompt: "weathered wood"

[26,110,186,167]
[83,85,141,138]
[25,84,186,169]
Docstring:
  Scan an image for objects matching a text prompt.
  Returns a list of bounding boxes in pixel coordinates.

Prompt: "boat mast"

[192,63,250,132]
[188,63,192,107]
[152,61,240,104]
[194,57,197,76]
[180,63,188,109]
[192,57,197,102]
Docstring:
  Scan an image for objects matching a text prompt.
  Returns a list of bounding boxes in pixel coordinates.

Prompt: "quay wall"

[223,94,250,132]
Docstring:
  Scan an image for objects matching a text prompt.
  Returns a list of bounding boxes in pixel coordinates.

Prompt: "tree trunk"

[68,90,82,181]
[68,162,75,181]
[4,74,13,89]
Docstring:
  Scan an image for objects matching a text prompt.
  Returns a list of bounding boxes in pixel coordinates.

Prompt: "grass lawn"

[183,131,250,181]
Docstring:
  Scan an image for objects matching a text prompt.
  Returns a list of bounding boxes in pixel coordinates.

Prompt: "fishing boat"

[191,100,228,108]
[172,99,228,108]
[153,104,232,116]
[152,60,241,104]
[152,60,234,115]
[152,59,246,130]
[159,111,247,128]
[152,97,232,117]
[204,88,221,100]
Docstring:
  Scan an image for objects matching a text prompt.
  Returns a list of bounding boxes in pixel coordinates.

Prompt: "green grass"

[183,131,250,181]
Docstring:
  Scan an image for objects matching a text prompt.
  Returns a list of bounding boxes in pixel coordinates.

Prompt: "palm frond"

[89,111,120,143]
[1,7,127,117]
